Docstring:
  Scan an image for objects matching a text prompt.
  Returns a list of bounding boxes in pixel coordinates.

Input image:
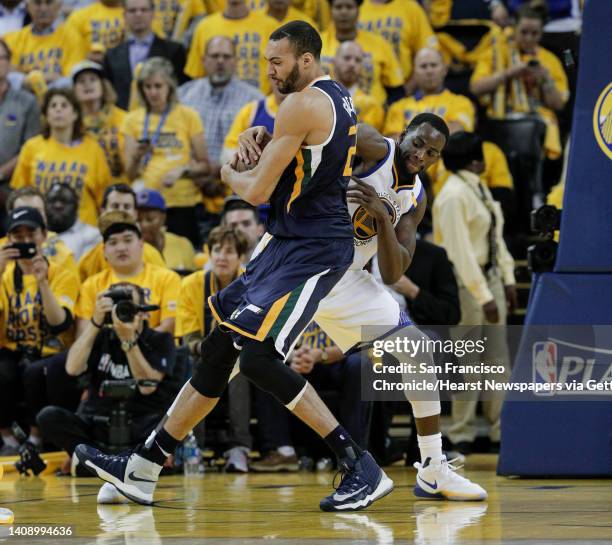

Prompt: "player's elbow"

[242,190,267,206]
[380,269,402,285]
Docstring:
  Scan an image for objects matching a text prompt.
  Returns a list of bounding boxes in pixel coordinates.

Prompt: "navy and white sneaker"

[319,451,394,512]
[75,444,162,505]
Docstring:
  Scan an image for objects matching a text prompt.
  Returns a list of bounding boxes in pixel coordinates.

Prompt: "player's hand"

[93,291,114,327]
[347,177,389,223]
[0,244,20,275]
[31,254,49,284]
[482,299,500,324]
[237,126,272,165]
[504,284,518,314]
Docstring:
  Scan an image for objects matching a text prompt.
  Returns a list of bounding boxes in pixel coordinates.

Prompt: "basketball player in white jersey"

[239,112,487,501]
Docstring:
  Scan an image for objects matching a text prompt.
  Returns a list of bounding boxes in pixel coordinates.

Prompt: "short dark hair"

[221,197,259,224]
[404,113,450,144]
[102,183,137,210]
[41,88,84,140]
[441,131,484,172]
[269,20,322,61]
[516,4,547,25]
[329,0,363,7]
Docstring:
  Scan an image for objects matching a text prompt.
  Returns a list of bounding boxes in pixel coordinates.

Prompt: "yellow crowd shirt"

[4,23,88,79]
[298,321,335,350]
[320,28,404,104]
[268,6,317,28]
[358,0,437,80]
[383,88,475,136]
[152,0,206,40]
[176,269,214,338]
[204,0,329,27]
[224,95,278,151]
[10,135,112,227]
[65,2,124,53]
[75,262,181,328]
[0,261,79,355]
[163,231,196,272]
[429,140,513,196]
[83,105,127,183]
[122,104,204,208]
[353,87,385,131]
[78,241,166,283]
[185,11,278,92]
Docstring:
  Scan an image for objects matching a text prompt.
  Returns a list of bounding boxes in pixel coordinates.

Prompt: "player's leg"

[75,324,239,505]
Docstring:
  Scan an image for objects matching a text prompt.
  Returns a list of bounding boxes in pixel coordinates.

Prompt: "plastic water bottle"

[183,433,202,477]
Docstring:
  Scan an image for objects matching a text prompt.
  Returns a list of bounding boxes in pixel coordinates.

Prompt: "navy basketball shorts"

[208,233,354,359]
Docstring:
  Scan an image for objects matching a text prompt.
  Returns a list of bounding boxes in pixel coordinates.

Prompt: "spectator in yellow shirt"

[4,0,88,83]
[75,210,181,335]
[10,88,112,228]
[152,0,206,41]
[384,47,475,138]
[72,60,126,184]
[185,0,278,92]
[65,0,125,63]
[321,0,404,104]
[266,0,317,27]
[78,183,166,282]
[136,189,196,274]
[358,0,437,83]
[470,6,569,159]
[333,41,384,131]
[123,57,211,246]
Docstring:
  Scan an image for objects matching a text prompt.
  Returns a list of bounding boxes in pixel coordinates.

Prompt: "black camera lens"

[114,300,138,323]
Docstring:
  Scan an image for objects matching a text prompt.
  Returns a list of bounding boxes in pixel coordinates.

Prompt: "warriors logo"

[593,82,612,160]
[352,196,397,241]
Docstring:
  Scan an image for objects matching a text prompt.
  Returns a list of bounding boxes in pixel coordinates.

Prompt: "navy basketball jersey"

[266,76,357,239]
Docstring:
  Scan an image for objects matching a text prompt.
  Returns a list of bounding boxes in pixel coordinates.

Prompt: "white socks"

[277,446,296,457]
[1,434,18,448]
[417,432,443,464]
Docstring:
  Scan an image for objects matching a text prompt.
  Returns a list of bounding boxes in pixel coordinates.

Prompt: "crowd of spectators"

[0,0,579,468]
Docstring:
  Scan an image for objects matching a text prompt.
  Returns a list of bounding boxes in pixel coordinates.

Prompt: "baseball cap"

[7,207,46,233]
[70,60,104,83]
[136,189,166,212]
[98,210,141,242]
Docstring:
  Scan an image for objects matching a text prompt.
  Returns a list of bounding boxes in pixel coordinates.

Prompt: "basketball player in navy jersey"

[75,21,394,512]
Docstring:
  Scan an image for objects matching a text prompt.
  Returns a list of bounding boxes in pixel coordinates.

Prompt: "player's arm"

[355,123,389,163]
[221,92,326,206]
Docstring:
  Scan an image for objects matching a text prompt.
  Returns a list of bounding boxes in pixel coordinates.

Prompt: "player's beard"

[394,145,417,183]
[278,62,301,94]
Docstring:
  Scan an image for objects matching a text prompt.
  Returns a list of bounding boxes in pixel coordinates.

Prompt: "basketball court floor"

[1,453,611,544]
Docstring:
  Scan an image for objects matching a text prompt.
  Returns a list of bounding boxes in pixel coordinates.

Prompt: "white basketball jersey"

[349,137,424,270]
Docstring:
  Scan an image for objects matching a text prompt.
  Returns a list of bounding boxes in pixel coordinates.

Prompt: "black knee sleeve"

[190,326,239,398]
[239,338,306,406]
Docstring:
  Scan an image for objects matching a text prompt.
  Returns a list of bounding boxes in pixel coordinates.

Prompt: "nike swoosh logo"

[333,485,368,502]
[128,471,156,483]
[13,210,28,218]
[418,476,438,490]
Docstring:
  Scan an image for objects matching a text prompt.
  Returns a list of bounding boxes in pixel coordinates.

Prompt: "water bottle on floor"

[183,432,203,476]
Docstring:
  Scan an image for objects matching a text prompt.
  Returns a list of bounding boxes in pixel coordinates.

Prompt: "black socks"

[140,427,180,466]
[324,425,364,463]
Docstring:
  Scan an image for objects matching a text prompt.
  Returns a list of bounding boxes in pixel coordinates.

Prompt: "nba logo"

[532,341,558,396]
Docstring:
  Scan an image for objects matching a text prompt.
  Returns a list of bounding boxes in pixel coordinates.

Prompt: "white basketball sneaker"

[97,482,130,504]
[413,456,487,501]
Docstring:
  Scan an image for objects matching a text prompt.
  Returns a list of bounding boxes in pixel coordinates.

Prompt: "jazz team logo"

[593,82,612,160]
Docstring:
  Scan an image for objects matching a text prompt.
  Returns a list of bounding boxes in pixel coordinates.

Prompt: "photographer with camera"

[0,207,79,455]
[37,282,177,471]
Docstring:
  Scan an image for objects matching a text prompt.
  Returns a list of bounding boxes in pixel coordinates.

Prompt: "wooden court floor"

[1,454,611,544]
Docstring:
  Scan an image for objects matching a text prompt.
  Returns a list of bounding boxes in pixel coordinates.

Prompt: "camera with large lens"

[105,286,159,324]
[12,422,46,476]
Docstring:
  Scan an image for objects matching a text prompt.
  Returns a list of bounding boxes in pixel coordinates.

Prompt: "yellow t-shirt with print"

[206,0,329,28]
[0,261,79,355]
[83,105,127,184]
[185,11,278,93]
[176,269,213,338]
[75,262,181,328]
[10,135,112,227]
[358,0,437,80]
[224,95,279,151]
[298,321,335,350]
[152,0,206,40]
[429,140,513,196]
[354,88,385,131]
[268,6,317,28]
[4,23,88,79]
[163,231,196,273]
[122,104,204,208]
[78,241,166,283]
[383,89,475,136]
[320,28,404,104]
[65,2,124,53]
